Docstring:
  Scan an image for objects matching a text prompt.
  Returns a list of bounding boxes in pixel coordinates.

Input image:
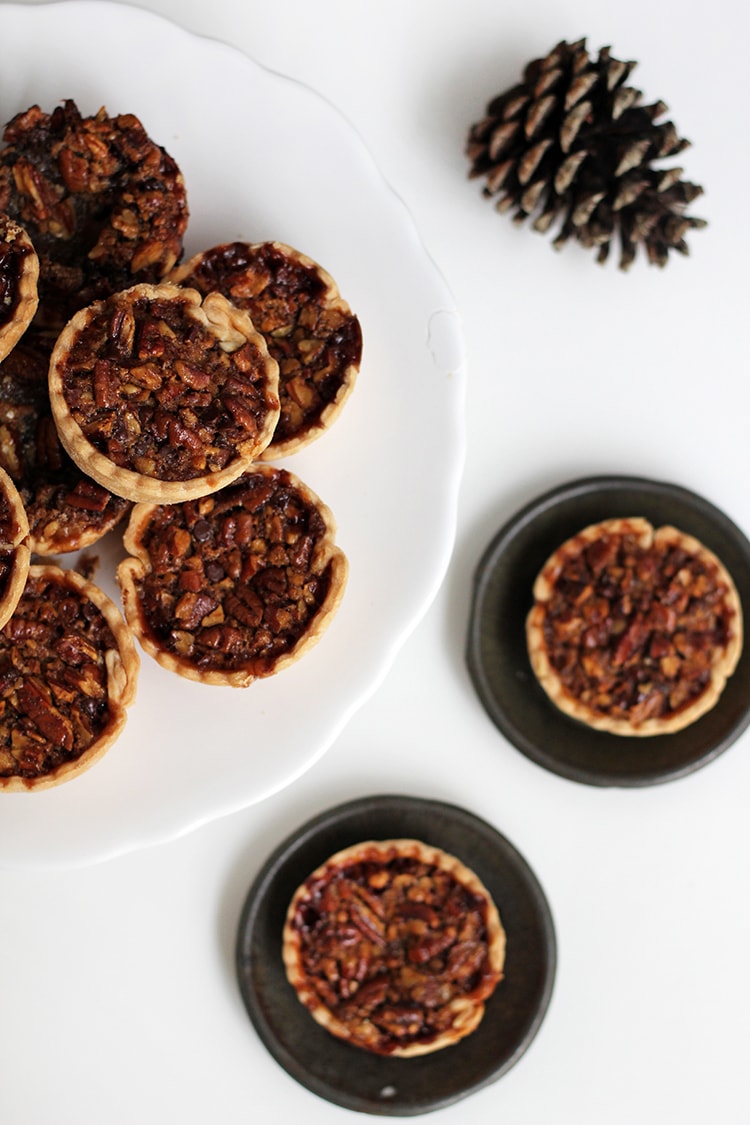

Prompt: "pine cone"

[466,39,706,269]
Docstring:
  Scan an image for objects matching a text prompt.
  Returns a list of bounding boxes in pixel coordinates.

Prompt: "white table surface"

[1,0,749,1122]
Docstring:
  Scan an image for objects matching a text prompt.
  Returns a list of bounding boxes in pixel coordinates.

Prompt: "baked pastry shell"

[47,284,281,503]
[169,241,361,459]
[0,563,139,792]
[282,837,506,1058]
[116,464,348,687]
[526,517,744,737]
[0,215,39,362]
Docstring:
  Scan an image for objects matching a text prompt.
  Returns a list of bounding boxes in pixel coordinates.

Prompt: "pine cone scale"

[554,150,588,194]
[488,120,520,162]
[560,102,592,153]
[525,95,557,140]
[565,71,598,110]
[615,139,652,177]
[485,158,513,193]
[611,87,641,119]
[518,139,553,185]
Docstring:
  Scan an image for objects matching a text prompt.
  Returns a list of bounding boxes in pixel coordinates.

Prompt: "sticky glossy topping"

[55,289,277,483]
[0,215,32,328]
[174,242,362,446]
[127,468,337,674]
[0,571,119,780]
[288,848,498,1055]
[538,523,738,724]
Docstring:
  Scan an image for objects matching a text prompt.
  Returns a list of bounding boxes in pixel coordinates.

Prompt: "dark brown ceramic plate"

[466,475,750,787]
[235,794,556,1116]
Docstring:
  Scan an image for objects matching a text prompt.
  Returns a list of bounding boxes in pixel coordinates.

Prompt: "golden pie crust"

[48,283,281,503]
[0,563,139,791]
[0,213,39,361]
[526,517,744,736]
[282,838,506,1057]
[169,240,362,458]
[116,464,347,687]
[0,465,30,630]
[0,329,131,554]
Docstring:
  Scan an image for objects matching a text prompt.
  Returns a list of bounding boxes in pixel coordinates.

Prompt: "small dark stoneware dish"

[235,794,556,1116]
[466,475,750,787]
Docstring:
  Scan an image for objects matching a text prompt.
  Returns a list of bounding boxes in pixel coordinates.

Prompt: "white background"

[1,1,749,1123]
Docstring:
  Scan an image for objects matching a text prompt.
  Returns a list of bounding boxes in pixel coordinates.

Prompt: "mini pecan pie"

[282,838,506,1057]
[0,100,188,327]
[0,465,30,630]
[0,563,139,791]
[526,517,743,735]
[0,213,39,361]
[49,283,281,503]
[116,464,347,686]
[169,241,362,458]
[0,330,130,553]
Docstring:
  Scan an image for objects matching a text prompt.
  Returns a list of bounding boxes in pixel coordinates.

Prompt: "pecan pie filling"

[169,241,362,457]
[526,518,743,735]
[117,465,347,686]
[0,331,130,553]
[49,284,280,502]
[0,213,39,360]
[0,564,139,790]
[282,840,505,1057]
[0,100,188,326]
